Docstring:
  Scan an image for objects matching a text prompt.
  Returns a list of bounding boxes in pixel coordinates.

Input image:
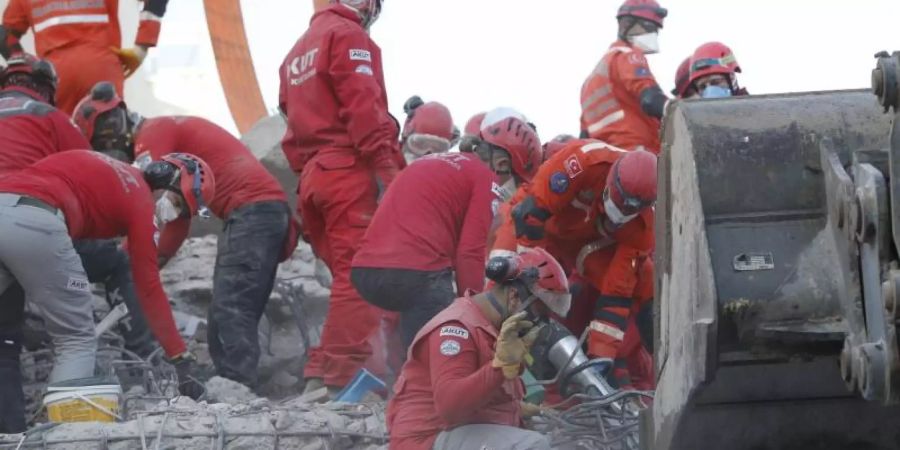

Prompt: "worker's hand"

[520,401,544,418]
[170,352,205,400]
[111,45,148,78]
[373,162,398,203]
[492,311,541,380]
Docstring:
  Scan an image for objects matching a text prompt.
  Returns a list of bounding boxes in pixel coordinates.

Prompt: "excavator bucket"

[647,90,900,450]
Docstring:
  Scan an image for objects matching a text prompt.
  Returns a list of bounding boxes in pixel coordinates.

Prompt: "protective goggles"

[608,166,654,216]
[691,54,737,73]
[404,133,452,156]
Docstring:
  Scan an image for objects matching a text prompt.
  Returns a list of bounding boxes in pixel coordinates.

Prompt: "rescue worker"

[542,134,576,162]
[399,96,455,163]
[1,0,169,114]
[458,111,486,153]
[0,151,211,419]
[73,82,295,388]
[689,41,748,98]
[579,0,669,154]
[351,152,502,347]
[387,247,570,450]
[672,56,696,98]
[279,0,402,393]
[512,141,656,387]
[0,54,151,433]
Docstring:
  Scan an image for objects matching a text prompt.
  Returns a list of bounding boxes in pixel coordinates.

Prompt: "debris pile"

[0,393,388,450]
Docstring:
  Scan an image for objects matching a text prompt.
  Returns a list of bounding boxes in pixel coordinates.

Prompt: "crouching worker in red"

[351,152,501,347]
[387,248,570,450]
[0,150,213,400]
[73,82,295,388]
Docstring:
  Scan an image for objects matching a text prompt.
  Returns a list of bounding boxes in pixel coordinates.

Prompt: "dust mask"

[498,178,517,202]
[155,195,180,225]
[701,85,732,99]
[630,32,660,54]
[604,195,638,226]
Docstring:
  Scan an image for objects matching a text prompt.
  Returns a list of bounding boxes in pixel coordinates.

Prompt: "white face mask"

[630,32,660,54]
[604,195,638,226]
[155,194,181,225]
[499,177,517,202]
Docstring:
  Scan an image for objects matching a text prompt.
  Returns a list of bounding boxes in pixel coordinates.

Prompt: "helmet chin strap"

[486,291,508,320]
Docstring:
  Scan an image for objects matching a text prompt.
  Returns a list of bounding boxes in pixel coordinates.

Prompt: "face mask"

[498,178,517,202]
[630,32,660,54]
[702,85,732,99]
[604,195,638,226]
[155,195,181,225]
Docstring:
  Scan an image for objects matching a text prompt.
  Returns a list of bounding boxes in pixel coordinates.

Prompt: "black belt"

[16,196,58,215]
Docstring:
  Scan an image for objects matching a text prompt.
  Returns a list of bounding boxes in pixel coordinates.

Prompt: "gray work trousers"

[432,424,551,450]
[0,193,96,383]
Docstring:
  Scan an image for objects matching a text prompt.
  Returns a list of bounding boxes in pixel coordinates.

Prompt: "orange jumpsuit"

[580,41,662,154]
[511,140,654,386]
[3,0,168,114]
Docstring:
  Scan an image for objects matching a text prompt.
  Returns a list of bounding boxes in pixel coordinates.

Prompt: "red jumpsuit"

[279,4,401,386]
[580,41,662,154]
[132,116,290,260]
[353,153,498,294]
[2,0,169,114]
[515,140,654,385]
[387,294,523,450]
[0,88,90,176]
[0,150,185,357]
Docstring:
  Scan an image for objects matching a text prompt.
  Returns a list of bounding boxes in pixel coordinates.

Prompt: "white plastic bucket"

[43,383,122,423]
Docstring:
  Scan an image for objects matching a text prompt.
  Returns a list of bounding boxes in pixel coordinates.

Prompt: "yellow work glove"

[520,401,544,418]
[111,46,148,78]
[492,311,541,380]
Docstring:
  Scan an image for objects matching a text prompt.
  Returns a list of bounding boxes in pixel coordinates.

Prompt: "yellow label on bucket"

[45,394,119,423]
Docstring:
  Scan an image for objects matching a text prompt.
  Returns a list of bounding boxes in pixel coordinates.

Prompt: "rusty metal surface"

[650,90,898,450]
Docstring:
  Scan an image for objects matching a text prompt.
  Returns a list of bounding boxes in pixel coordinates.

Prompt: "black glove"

[171,352,205,400]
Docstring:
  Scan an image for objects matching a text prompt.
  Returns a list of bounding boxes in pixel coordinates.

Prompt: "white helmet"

[335,0,383,29]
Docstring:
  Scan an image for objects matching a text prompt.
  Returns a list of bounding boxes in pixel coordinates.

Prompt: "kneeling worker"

[387,247,570,450]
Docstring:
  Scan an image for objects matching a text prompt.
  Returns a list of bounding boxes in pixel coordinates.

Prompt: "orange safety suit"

[2,0,168,114]
[512,140,654,386]
[580,40,662,154]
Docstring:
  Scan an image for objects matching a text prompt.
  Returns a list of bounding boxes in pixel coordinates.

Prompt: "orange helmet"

[485,247,571,317]
[689,41,740,86]
[480,116,542,182]
[142,153,216,219]
[672,57,692,97]
[542,134,576,162]
[617,0,667,27]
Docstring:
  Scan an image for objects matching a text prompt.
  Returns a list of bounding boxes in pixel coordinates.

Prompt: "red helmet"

[617,0,667,27]
[542,134,576,162]
[688,41,740,86]
[1,52,58,104]
[480,116,542,182]
[672,57,692,97]
[485,247,571,317]
[604,149,657,216]
[333,0,382,29]
[464,112,486,136]
[402,101,454,140]
[73,81,126,141]
[142,153,216,219]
